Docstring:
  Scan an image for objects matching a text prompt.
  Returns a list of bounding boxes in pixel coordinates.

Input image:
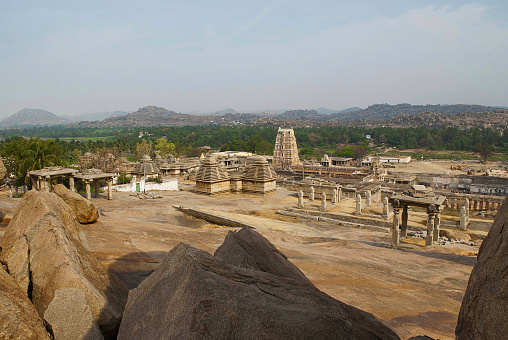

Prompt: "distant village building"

[320,155,353,167]
[273,128,301,169]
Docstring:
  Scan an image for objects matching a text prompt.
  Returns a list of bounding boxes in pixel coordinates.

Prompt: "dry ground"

[0,187,484,340]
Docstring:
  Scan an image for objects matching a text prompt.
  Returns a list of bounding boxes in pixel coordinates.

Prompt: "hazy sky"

[1,1,507,117]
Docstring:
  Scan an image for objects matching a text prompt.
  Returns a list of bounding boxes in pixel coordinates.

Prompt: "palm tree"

[20,138,62,185]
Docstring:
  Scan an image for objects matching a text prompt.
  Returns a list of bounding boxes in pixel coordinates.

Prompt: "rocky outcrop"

[0,190,128,339]
[44,288,103,340]
[52,184,99,223]
[0,266,51,340]
[214,227,313,286]
[0,156,6,183]
[456,196,508,339]
[118,229,399,339]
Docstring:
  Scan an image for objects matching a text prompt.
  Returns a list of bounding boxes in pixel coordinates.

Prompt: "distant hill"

[0,108,70,127]
[67,111,129,122]
[349,109,508,131]
[337,107,363,114]
[328,103,493,121]
[315,107,338,115]
[277,109,325,121]
[211,108,238,116]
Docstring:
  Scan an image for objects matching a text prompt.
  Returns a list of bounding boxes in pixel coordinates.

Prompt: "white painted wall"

[109,178,178,192]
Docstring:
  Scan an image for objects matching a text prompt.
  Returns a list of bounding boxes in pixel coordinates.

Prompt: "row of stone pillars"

[445,197,500,211]
[31,175,112,201]
[297,187,340,211]
[83,179,113,200]
[391,201,442,249]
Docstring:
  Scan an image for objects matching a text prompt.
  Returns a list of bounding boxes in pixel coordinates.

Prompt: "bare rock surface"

[0,266,51,340]
[44,288,104,340]
[52,183,99,223]
[0,190,128,339]
[456,197,508,339]
[118,240,400,340]
[214,227,314,286]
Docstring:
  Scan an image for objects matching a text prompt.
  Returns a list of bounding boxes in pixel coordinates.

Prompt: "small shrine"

[242,157,277,195]
[195,157,230,195]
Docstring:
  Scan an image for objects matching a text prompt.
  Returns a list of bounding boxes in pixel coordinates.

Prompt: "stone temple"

[195,156,277,195]
[195,157,231,195]
[273,128,301,169]
[243,156,277,195]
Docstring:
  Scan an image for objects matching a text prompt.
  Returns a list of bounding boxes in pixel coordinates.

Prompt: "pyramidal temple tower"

[273,128,301,169]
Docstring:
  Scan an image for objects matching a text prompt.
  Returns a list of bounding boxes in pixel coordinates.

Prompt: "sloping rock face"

[118,234,400,339]
[456,196,508,339]
[0,156,6,183]
[44,288,104,340]
[0,190,128,339]
[52,184,99,223]
[214,227,313,286]
[0,266,51,340]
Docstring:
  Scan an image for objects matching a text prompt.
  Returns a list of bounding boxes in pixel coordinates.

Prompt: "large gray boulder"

[214,227,314,286]
[118,237,399,339]
[52,183,99,223]
[456,196,508,339]
[0,266,51,340]
[0,190,128,339]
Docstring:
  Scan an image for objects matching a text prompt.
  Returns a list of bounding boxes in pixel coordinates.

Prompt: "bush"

[146,176,162,184]
[117,173,132,184]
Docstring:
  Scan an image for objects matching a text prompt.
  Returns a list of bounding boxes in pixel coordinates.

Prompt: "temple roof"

[133,160,159,175]
[195,157,230,183]
[243,157,277,182]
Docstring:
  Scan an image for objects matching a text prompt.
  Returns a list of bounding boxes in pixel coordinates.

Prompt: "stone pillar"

[94,180,99,198]
[391,200,401,249]
[338,187,342,201]
[85,181,91,200]
[69,176,75,192]
[434,206,441,242]
[23,185,26,193]
[331,188,337,204]
[473,200,477,211]
[465,198,470,216]
[355,194,362,215]
[320,192,327,211]
[107,179,113,200]
[15,186,19,196]
[297,190,304,209]
[31,177,37,190]
[365,190,371,205]
[460,206,467,231]
[401,205,408,238]
[452,199,457,210]
[8,186,12,198]
[309,186,314,201]
[383,197,389,217]
[426,204,437,246]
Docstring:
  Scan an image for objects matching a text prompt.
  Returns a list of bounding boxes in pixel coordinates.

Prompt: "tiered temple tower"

[273,128,301,169]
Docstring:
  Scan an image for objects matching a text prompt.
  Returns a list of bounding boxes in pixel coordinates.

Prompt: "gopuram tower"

[273,128,301,169]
